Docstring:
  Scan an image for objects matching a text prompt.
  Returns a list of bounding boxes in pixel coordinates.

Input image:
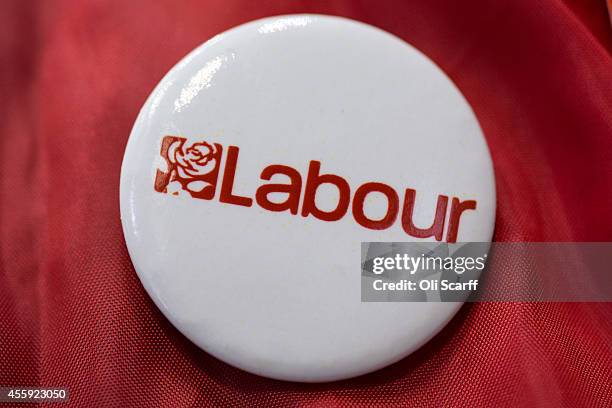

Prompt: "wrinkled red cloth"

[1,0,611,407]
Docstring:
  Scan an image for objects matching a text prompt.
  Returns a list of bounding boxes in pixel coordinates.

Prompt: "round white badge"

[120,15,495,382]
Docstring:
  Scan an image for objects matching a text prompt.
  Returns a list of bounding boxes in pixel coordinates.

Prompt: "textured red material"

[1,0,611,407]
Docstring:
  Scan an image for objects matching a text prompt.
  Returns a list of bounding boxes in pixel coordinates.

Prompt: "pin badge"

[120,15,496,382]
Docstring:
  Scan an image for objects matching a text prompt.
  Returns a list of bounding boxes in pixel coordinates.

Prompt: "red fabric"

[1,0,611,406]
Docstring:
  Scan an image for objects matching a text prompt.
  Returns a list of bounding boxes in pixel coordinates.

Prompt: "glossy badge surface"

[120,15,496,382]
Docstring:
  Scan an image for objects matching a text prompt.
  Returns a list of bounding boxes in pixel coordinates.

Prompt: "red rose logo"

[170,140,218,178]
[154,136,223,199]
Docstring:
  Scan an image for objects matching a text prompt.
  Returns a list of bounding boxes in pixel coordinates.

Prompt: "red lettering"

[446,198,477,243]
[172,142,478,239]
[256,165,302,214]
[301,161,350,222]
[219,146,253,207]
[401,189,448,241]
[352,182,399,230]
